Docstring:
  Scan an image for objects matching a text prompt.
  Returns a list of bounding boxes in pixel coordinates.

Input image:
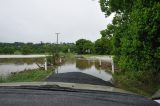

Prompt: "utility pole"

[55,33,60,54]
[55,33,60,44]
[55,33,60,52]
[55,33,61,64]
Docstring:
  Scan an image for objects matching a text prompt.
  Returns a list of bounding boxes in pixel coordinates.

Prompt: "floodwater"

[0,58,43,76]
[55,59,112,81]
[0,57,112,81]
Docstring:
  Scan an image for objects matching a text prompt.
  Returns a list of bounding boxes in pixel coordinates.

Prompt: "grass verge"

[82,54,105,58]
[60,53,75,59]
[0,69,53,83]
[113,70,160,97]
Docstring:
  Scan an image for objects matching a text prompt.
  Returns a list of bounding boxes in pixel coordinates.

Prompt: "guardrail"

[0,55,47,58]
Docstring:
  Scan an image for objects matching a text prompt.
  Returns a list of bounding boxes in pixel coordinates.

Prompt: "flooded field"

[0,56,112,81]
[0,58,44,76]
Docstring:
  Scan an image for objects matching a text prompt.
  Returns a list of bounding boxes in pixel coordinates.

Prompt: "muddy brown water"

[55,58,112,81]
[0,58,112,81]
[0,58,43,76]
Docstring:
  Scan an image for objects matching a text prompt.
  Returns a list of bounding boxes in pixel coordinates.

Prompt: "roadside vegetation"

[113,71,160,97]
[0,69,53,83]
[99,0,160,97]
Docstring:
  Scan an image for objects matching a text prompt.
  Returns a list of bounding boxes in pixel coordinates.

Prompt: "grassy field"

[81,54,97,58]
[61,53,75,59]
[81,54,112,58]
[0,69,53,83]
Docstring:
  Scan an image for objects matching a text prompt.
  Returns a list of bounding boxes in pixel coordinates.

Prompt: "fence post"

[59,57,62,63]
[99,60,102,66]
[44,58,47,70]
[111,56,114,74]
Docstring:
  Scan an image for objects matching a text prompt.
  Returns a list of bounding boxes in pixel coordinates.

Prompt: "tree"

[94,37,111,55]
[98,0,160,96]
[76,39,94,54]
[99,0,160,87]
[3,46,14,54]
[21,46,33,55]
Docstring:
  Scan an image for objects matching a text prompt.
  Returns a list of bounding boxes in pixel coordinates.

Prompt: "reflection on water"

[0,58,43,76]
[56,59,112,81]
[0,63,38,76]
[76,59,94,70]
[0,57,112,81]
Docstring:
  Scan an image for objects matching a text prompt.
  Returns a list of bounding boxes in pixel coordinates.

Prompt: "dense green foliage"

[95,37,111,54]
[0,69,52,83]
[0,39,112,55]
[76,39,94,54]
[100,0,160,95]
[75,38,111,55]
[100,0,160,72]
[0,42,76,54]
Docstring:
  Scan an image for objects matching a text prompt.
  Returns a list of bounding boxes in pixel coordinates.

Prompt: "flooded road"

[55,59,112,82]
[0,57,112,81]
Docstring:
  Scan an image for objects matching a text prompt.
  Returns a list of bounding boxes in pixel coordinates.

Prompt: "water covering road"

[0,56,112,83]
[54,59,112,82]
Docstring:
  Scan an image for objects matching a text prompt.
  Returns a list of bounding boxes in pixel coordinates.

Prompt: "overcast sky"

[0,0,113,43]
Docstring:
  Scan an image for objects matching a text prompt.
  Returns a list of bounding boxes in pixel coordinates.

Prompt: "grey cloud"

[0,0,113,43]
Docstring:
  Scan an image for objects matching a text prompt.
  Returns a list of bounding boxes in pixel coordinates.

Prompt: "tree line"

[0,37,112,55]
[76,38,111,55]
[0,42,76,55]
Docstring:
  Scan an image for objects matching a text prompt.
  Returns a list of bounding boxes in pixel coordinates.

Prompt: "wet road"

[45,72,113,86]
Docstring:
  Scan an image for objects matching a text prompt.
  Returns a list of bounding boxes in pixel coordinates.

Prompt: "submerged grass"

[0,69,53,83]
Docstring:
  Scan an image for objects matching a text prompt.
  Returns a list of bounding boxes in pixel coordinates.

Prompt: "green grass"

[113,70,160,97]
[60,52,75,58]
[0,69,53,83]
[59,53,76,62]
[82,54,100,58]
[82,54,113,58]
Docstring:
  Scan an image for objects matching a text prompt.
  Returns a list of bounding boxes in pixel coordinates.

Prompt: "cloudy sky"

[0,0,113,43]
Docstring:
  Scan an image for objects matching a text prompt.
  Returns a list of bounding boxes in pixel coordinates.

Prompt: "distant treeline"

[0,42,76,55]
[0,39,112,55]
[75,38,112,55]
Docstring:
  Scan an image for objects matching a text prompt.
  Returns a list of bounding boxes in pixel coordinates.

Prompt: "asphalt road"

[45,72,113,86]
[0,87,159,106]
[0,72,159,105]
